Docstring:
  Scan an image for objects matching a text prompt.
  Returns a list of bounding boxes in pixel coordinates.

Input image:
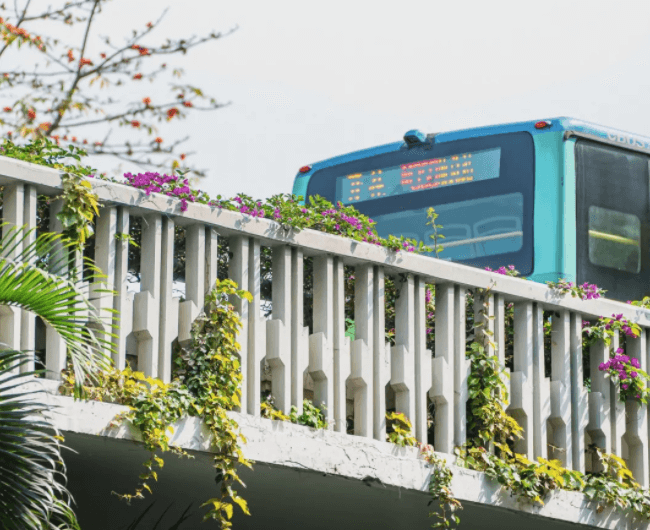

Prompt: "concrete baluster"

[570,313,589,473]
[333,258,351,434]
[532,304,551,460]
[350,264,373,437]
[454,286,470,448]
[20,185,37,372]
[624,330,648,486]
[112,207,130,370]
[610,331,626,458]
[549,310,573,468]
[45,200,68,379]
[90,206,116,358]
[205,227,219,294]
[1,184,24,370]
[266,246,292,414]
[431,284,454,453]
[291,248,309,416]
[247,238,266,416]
[414,276,432,444]
[228,236,250,414]
[508,301,534,458]
[587,339,612,470]
[391,274,416,437]
[178,224,205,346]
[372,266,390,441]
[309,255,334,420]
[133,214,162,377]
[158,217,177,383]
[493,294,510,405]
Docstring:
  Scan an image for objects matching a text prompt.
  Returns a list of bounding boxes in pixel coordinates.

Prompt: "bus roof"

[296,117,650,178]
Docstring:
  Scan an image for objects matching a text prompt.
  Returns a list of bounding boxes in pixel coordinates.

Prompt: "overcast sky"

[50,0,650,198]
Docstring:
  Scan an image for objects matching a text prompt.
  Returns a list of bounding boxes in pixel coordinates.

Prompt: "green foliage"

[61,279,253,528]
[385,411,418,447]
[289,400,328,429]
[420,445,461,528]
[426,207,445,256]
[260,396,328,430]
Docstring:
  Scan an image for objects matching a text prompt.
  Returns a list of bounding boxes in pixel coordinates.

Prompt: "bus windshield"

[307,131,535,274]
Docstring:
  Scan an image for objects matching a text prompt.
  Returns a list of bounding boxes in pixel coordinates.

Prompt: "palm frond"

[0,226,114,384]
[0,350,80,530]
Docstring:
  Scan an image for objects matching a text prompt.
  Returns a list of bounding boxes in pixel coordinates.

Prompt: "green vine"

[385,411,418,447]
[61,279,253,528]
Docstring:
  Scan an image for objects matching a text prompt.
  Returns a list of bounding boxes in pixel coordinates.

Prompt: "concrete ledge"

[44,393,650,529]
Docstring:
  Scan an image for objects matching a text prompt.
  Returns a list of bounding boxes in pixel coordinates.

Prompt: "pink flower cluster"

[605,313,637,337]
[232,196,265,218]
[124,171,209,212]
[599,347,645,399]
[485,265,515,275]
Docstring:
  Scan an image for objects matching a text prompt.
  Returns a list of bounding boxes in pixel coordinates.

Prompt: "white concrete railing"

[2,155,650,486]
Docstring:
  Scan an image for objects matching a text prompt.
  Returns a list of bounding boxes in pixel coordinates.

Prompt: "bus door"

[575,140,650,301]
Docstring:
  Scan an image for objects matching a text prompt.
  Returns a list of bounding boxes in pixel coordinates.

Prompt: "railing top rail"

[1,155,648,325]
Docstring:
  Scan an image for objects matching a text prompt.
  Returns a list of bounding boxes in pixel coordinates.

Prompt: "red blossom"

[154,137,163,144]
[133,73,143,80]
[166,107,179,119]
[71,136,77,142]
[38,122,51,130]
[79,57,93,67]
[67,49,74,63]
[3,107,11,112]
[131,120,140,128]
[83,139,88,144]
[180,153,186,160]
[138,48,150,56]
[142,97,151,105]
[27,108,36,120]
[94,141,102,146]
[183,101,193,108]
[146,22,153,28]
[100,53,107,59]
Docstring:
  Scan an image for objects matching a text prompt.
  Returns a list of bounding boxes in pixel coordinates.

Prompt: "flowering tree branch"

[0,0,233,177]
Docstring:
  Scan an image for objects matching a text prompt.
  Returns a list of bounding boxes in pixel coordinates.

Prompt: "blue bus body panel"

[291,117,650,283]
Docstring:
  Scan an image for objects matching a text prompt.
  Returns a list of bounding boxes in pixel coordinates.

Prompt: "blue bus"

[292,118,650,302]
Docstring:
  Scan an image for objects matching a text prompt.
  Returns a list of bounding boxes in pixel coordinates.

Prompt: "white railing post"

[351,264,373,437]
[291,248,309,415]
[90,205,117,359]
[20,185,37,372]
[549,310,573,468]
[454,286,470,448]
[179,224,205,347]
[588,339,612,470]
[372,266,390,441]
[570,313,588,473]
[133,214,162,377]
[532,304,550,460]
[1,184,24,371]
[228,236,250,414]
[610,331,626,458]
[508,301,534,458]
[333,258,351,434]
[414,276,432,444]
[247,238,265,416]
[432,284,454,453]
[112,207,130,370]
[391,274,416,437]
[625,330,648,486]
[266,246,292,414]
[158,217,177,383]
[309,255,334,421]
[45,200,68,380]
[493,294,510,408]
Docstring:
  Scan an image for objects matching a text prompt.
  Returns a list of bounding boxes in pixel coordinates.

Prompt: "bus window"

[306,132,535,274]
[588,206,640,273]
[576,140,650,301]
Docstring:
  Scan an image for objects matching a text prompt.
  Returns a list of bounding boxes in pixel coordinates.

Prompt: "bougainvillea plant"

[546,279,606,301]
[599,348,650,402]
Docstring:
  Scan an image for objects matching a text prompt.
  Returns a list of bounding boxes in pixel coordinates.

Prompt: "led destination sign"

[337,147,501,204]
